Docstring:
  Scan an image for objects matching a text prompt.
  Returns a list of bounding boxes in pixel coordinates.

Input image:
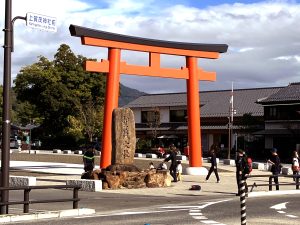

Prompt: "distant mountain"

[119,83,146,106]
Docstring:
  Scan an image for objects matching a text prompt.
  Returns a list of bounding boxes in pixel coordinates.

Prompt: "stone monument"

[88,107,172,189]
[111,108,136,165]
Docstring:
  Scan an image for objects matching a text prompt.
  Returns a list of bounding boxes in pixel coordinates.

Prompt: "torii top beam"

[69,25,228,80]
[69,24,228,55]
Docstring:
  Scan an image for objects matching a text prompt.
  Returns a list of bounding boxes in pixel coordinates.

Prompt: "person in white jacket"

[176,161,183,181]
[292,151,299,181]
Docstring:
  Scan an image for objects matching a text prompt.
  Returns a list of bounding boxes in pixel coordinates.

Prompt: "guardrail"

[248,174,300,192]
[0,184,81,214]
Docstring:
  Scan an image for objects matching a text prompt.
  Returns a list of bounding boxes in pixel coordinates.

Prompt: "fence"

[248,174,299,192]
[0,184,81,214]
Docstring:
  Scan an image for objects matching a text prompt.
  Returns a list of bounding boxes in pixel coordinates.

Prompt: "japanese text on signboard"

[26,12,57,32]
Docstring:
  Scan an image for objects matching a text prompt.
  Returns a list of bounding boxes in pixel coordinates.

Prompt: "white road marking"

[197,199,232,209]
[201,220,220,224]
[286,215,298,218]
[270,202,288,210]
[189,212,202,215]
[270,202,298,219]
[187,199,231,225]
[192,216,207,220]
[277,210,286,214]
[190,209,201,212]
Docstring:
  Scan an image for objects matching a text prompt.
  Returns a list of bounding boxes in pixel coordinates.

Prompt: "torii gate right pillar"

[186,57,201,166]
[185,56,207,175]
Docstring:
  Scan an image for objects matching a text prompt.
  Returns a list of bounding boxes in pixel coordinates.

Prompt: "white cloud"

[273,55,300,62]
[1,0,300,93]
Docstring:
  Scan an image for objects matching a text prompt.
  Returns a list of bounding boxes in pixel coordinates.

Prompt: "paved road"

[8,195,300,225]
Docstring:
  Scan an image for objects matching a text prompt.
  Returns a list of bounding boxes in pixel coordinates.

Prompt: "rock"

[102,182,109,189]
[106,164,140,172]
[144,172,166,188]
[164,174,172,187]
[92,169,101,180]
[112,108,136,165]
[118,171,129,185]
[106,174,120,189]
[97,166,172,189]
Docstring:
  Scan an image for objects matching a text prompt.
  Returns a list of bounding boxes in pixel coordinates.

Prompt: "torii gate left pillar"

[70,25,228,174]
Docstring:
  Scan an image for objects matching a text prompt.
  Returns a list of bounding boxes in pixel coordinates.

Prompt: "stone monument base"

[106,164,140,172]
[82,168,172,189]
[185,167,208,175]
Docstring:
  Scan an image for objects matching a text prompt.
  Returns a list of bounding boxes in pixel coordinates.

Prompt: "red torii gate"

[70,25,228,173]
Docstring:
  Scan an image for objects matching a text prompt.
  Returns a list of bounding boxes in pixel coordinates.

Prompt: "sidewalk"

[8,157,300,198]
[2,156,299,223]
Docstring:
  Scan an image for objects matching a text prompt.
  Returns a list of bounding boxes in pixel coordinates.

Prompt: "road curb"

[0,208,95,223]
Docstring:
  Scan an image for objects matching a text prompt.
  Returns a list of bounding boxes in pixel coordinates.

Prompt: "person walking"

[205,144,220,183]
[235,149,248,196]
[164,146,178,182]
[291,150,299,181]
[267,148,281,190]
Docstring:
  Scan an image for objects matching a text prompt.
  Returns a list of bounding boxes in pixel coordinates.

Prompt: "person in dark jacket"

[205,144,220,183]
[164,145,178,182]
[267,148,281,190]
[235,149,248,196]
[83,145,96,172]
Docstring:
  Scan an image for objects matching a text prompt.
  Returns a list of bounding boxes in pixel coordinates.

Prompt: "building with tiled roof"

[258,82,300,104]
[125,86,283,158]
[256,82,300,160]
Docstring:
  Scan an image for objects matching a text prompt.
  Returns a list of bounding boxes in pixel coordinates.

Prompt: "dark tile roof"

[257,82,300,104]
[125,87,282,118]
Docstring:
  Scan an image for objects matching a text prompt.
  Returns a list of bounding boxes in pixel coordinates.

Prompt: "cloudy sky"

[1,0,300,93]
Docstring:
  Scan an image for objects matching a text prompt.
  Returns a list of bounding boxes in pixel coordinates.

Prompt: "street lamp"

[1,0,13,214]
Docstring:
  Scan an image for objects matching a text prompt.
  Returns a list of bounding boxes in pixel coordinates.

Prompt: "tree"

[69,98,104,142]
[13,44,106,146]
[147,107,161,140]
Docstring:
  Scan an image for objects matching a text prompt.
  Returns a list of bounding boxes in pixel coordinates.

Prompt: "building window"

[141,110,160,123]
[170,109,187,122]
[269,107,277,119]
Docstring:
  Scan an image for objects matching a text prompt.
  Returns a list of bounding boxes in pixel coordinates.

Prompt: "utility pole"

[227,82,234,159]
[1,0,12,214]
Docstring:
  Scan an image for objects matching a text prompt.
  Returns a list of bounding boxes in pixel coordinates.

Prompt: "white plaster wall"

[132,108,141,123]
[159,107,169,123]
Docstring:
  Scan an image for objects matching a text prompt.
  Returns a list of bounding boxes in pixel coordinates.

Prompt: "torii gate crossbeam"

[70,24,228,174]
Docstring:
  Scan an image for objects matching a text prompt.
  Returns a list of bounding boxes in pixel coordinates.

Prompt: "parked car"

[10,138,21,149]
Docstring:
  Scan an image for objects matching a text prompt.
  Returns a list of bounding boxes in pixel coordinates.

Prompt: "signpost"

[1,0,57,214]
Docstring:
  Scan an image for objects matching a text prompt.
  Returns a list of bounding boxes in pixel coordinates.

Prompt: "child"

[176,160,183,181]
[149,162,155,169]
[157,161,167,170]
